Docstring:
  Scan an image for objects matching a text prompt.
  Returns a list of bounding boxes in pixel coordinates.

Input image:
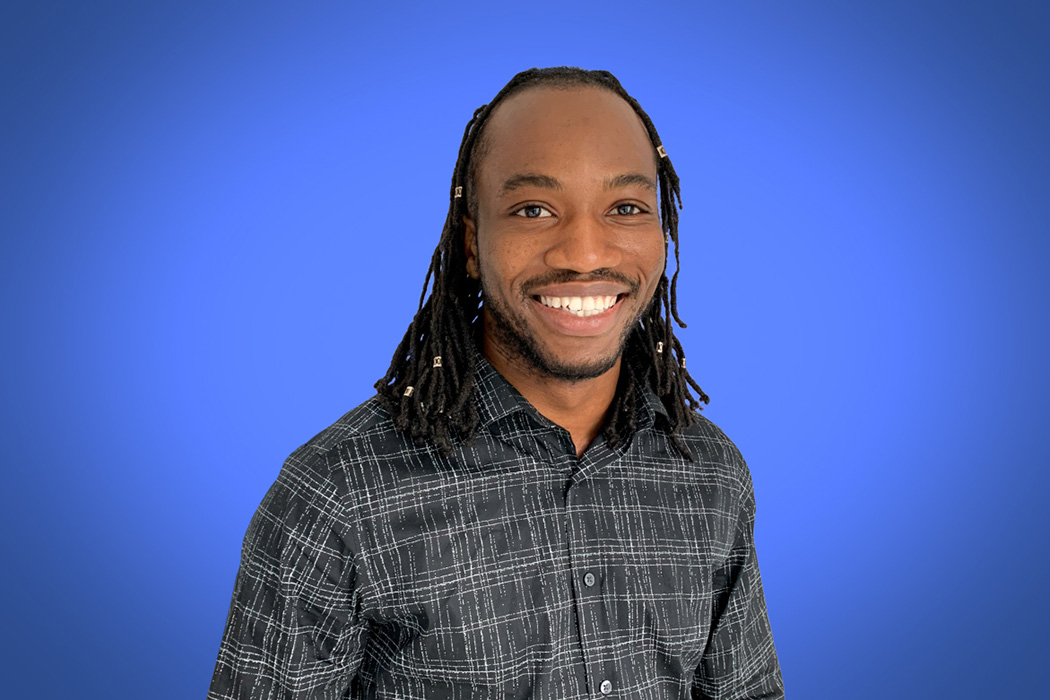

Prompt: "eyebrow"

[603,172,657,192]
[499,173,562,195]
[498,172,657,196]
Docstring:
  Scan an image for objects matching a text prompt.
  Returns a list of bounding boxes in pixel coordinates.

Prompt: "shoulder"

[286,395,395,465]
[677,413,748,466]
[267,395,401,504]
[241,395,411,555]
[671,413,756,502]
[277,393,447,503]
[235,401,398,574]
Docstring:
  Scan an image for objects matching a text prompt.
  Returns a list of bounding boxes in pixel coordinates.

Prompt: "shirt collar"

[471,349,542,429]
[470,346,670,434]
[622,350,672,431]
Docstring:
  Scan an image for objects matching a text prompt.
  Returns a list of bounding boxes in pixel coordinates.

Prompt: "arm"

[693,473,784,699]
[208,456,367,699]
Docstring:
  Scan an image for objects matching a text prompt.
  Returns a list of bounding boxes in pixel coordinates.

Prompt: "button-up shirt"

[208,355,784,699]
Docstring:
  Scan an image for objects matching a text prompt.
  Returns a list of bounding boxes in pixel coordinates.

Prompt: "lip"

[528,282,630,298]
[529,294,626,337]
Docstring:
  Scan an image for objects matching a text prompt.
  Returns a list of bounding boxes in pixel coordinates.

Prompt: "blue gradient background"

[2,2,1047,698]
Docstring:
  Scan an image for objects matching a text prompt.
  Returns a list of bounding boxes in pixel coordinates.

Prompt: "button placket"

[565,479,614,697]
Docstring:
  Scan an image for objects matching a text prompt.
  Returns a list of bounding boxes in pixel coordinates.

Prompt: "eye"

[513,204,553,219]
[614,203,645,216]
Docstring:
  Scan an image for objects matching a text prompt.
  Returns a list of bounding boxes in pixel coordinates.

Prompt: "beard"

[477,261,648,383]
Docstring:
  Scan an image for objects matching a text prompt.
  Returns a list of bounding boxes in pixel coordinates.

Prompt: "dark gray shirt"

[208,355,783,699]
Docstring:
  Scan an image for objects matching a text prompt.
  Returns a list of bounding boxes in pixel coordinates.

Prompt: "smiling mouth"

[534,294,625,318]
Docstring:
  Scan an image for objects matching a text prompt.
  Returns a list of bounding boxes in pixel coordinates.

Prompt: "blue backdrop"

[2,1,1047,698]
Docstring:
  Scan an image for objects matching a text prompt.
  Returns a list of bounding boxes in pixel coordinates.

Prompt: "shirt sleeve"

[693,471,784,700]
[208,455,368,699]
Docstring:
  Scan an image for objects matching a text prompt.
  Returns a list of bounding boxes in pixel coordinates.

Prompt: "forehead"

[476,86,657,183]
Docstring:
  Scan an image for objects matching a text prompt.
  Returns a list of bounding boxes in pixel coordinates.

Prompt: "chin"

[508,334,622,382]
[481,292,630,382]
[539,359,618,382]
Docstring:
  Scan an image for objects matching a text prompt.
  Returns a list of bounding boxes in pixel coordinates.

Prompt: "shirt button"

[584,572,596,587]
[600,679,613,695]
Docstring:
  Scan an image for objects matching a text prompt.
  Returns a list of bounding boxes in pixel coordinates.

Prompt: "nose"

[542,213,622,273]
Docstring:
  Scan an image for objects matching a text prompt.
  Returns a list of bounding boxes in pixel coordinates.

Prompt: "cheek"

[476,243,518,300]
[479,235,543,286]
[633,233,668,281]
[634,242,668,307]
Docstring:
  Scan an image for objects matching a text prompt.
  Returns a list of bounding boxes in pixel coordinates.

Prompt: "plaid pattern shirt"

[208,355,783,699]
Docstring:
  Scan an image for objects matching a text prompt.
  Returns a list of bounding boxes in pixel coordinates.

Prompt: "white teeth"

[538,295,620,317]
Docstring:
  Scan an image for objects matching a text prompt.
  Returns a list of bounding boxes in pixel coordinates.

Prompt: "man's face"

[464,86,666,382]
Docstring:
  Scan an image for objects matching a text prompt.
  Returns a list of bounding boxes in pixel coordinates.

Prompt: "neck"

[481,336,620,459]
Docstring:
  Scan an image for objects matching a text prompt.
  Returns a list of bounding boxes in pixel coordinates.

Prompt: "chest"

[346,453,738,691]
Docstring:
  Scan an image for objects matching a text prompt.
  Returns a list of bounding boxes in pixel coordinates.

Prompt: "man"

[208,66,783,699]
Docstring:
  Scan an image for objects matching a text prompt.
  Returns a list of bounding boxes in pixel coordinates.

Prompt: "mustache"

[521,268,640,295]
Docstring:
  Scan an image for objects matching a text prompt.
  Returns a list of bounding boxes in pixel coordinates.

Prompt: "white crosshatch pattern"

[209,353,783,699]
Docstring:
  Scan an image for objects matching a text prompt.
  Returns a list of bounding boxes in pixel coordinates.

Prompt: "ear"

[463,215,480,279]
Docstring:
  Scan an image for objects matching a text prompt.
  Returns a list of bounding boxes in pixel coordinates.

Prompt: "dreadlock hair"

[375,66,710,458]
